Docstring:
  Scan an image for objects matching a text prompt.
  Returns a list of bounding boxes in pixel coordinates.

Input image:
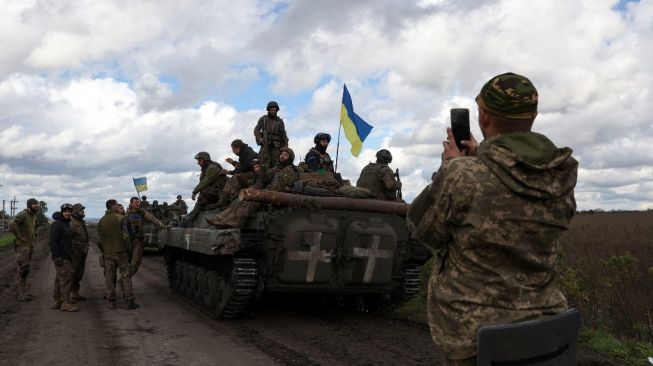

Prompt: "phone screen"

[450,108,470,151]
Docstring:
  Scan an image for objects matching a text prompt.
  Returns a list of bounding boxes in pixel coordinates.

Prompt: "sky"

[1,0,652,218]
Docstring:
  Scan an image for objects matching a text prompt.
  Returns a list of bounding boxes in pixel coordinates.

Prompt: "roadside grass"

[0,233,15,248]
[581,328,653,366]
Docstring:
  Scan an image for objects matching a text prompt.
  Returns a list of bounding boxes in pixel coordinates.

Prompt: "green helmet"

[195,151,211,161]
[376,149,392,164]
[266,101,279,111]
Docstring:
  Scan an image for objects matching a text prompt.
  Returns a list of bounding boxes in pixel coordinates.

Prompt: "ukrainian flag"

[133,177,148,193]
[340,84,373,157]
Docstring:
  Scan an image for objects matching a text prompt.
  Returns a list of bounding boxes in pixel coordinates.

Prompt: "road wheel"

[186,264,197,297]
[196,267,207,304]
[177,261,188,292]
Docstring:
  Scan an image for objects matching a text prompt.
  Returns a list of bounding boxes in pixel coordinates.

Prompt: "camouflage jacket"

[407,132,577,360]
[356,163,401,200]
[193,161,228,195]
[254,114,288,147]
[9,209,37,247]
[69,215,89,251]
[266,163,299,192]
[126,207,167,243]
[171,199,188,215]
[97,210,129,254]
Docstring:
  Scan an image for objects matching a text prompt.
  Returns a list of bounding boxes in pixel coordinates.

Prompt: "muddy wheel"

[207,269,234,319]
[186,264,197,297]
[196,267,207,304]
[177,261,188,292]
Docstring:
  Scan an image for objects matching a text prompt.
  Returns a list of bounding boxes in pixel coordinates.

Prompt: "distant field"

[0,233,15,248]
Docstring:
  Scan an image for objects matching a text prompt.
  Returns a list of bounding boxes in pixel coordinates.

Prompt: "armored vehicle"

[161,188,429,319]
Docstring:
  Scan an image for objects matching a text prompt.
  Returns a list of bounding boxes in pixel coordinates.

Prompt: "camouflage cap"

[26,198,39,207]
[476,72,538,119]
[72,203,85,213]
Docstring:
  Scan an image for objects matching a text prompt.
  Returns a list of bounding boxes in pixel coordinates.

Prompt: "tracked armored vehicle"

[161,188,429,319]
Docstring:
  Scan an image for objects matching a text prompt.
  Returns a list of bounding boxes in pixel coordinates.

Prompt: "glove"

[54,257,63,266]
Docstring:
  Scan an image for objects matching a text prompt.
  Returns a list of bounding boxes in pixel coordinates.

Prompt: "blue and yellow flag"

[340,84,373,157]
[133,177,148,193]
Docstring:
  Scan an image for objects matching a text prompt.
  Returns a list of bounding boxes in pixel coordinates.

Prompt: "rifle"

[395,168,403,200]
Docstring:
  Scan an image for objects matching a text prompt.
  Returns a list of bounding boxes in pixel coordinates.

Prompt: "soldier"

[171,195,188,216]
[304,132,334,173]
[8,198,40,302]
[140,196,150,210]
[356,149,402,200]
[407,73,577,365]
[161,202,173,224]
[49,203,78,312]
[184,151,229,226]
[98,199,137,309]
[69,203,89,303]
[151,200,160,218]
[117,203,126,215]
[126,197,167,275]
[253,101,288,168]
[217,139,259,208]
[207,147,298,229]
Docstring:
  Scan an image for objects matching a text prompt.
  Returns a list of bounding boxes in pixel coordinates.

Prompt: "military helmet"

[163,202,168,206]
[279,147,295,163]
[177,195,182,199]
[195,151,211,161]
[376,149,392,164]
[314,132,331,144]
[266,101,279,111]
[60,203,73,212]
[153,200,158,205]
[141,196,147,200]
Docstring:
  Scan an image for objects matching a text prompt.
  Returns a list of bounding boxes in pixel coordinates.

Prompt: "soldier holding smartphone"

[408,73,578,365]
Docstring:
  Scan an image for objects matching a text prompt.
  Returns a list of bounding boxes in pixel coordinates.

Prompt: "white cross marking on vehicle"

[287,232,333,283]
[352,235,393,283]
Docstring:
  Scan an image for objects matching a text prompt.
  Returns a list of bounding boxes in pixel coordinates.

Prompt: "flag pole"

[335,120,342,173]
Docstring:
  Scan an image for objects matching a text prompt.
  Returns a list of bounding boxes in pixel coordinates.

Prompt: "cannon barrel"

[239,188,409,215]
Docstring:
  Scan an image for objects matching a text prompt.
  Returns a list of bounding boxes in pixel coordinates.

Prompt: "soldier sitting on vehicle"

[303,132,335,173]
[183,151,229,226]
[171,195,188,215]
[356,149,402,201]
[140,196,150,210]
[206,147,298,229]
[216,139,259,208]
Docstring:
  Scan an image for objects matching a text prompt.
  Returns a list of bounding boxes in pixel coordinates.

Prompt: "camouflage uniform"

[98,209,134,303]
[126,207,166,275]
[356,162,401,200]
[209,148,298,228]
[171,198,188,216]
[8,205,37,301]
[304,146,334,173]
[254,113,288,168]
[69,211,89,300]
[186,160,228,224]
[407,73,577,364]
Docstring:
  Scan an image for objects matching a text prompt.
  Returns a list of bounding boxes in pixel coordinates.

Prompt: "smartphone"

[450,108,470,151]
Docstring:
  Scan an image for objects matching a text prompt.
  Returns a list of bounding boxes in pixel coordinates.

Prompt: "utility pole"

[10,196,17,217]
[1,200,4,232]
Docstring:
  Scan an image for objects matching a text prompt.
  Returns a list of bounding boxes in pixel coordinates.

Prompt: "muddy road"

[0,237,441,365]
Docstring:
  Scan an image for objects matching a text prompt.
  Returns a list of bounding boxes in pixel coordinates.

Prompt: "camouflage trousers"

[103,252,134,302]
[70,244,88,292]
[15,244,33,294]
[130,241,143,276]
[258,144,280,168]
[52,259,73,304]
[212,201,261,228]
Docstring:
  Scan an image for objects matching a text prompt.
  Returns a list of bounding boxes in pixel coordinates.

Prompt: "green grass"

[580,328,653,366]
[0,233,16,248]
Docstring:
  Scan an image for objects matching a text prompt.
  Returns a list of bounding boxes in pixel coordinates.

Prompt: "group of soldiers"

[139,195,188,224]
[185,100,403,228]
[9,195,169,311]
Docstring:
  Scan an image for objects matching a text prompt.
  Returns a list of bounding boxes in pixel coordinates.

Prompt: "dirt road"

[0,237,441,365]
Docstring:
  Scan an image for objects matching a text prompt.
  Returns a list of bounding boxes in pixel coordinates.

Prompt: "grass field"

[397,211,653,365]
[0,233,16,248]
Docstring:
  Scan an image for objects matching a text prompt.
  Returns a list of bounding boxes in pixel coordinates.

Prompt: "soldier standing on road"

[69,203,89,303]
[49,203,78,312]
[8,198,40,302]
[304,133,335,173]
[407,73,578,365]
[117,203,126,215]
[98,199,137,309]
[356,149,402,200]
[184,151,229,226]
[254,101,288,168]
[126,197,167,275]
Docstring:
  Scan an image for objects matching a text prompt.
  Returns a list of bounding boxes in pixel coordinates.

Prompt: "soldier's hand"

[225,158,235,164]
[54,257,63,266]
[191,192,197,201]
[442,127,463,160]
[460,132,479,157]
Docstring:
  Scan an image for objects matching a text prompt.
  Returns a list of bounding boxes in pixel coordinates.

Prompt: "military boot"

[60,302,79,312]
[126,300,140,310]
[51,300,63,310]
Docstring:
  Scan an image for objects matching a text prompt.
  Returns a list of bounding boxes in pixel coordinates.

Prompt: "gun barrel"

[239,188,409,215]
